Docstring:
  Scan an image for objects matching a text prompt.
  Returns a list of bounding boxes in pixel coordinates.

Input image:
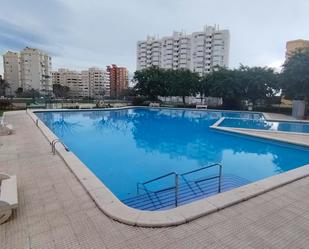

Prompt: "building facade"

[286,39,309,59]
[87,67,110,98]
[2,51,20,94]
[52,68,110,99]
[106,64,128,99]
[136,25,230,75]
[3,47,52,95]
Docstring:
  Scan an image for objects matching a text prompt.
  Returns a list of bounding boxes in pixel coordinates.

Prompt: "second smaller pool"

[219,118,309,134]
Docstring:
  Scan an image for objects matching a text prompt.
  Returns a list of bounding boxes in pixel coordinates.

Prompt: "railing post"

[175,174,179,207]
[51,139,59,155]
[218,164,222,193]
[52,141,55,155]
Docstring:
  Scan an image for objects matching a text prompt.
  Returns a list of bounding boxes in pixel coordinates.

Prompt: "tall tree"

[53,84,70,98]
[133,66,168,101]
[281,50,309,102]
[207,68,244,109]
[239,65,279,106]
[15,87,23,97]
[0,76,9,96]
[198,75,212,102]
[167,69,200,105]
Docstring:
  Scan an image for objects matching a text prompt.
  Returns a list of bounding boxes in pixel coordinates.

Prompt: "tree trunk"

[182,96,186,106]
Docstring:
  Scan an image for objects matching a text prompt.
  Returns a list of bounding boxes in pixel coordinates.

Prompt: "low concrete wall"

[12,103,27,108]
[292,100,306,119]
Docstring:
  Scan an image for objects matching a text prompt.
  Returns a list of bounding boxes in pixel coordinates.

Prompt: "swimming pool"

[36,108,309,210]
[219,118,309,134]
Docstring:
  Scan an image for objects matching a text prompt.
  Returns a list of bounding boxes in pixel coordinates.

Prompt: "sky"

[0,0,309,75]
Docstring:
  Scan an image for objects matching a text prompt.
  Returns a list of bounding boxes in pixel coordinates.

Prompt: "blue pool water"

[220,118,309,133]
[36,108,309,210]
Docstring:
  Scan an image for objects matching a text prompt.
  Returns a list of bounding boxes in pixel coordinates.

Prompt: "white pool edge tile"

[211,112,309,137]
[211,126,309,148]
[27,109,309,227]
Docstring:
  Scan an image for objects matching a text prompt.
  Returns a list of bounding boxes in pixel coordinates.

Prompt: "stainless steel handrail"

[141,172,177,185]
[135,163,223,208]
[51,139,69,155]
[181,163,222,176]
[181,163,222,193]
[137,172,179,207]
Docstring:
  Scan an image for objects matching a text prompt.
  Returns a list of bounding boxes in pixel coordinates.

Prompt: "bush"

[132,96,148,106]
[175,104,196,108]
[66,106,79,109]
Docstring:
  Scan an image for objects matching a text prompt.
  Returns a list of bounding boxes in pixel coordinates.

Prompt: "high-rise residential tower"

[136,25,230,75]
[3,47,52,95]
[107,64,128,99]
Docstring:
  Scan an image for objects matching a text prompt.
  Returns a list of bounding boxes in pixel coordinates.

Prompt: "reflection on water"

[39,112,82,136]
[35,108,309,199]
[52,118,81,137]
[92,114,131,134]
[277,122,309,133]
[221,118,309,133]
[220,118,273,130]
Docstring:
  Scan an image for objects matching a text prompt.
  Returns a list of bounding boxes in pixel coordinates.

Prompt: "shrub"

[132,96,148,106]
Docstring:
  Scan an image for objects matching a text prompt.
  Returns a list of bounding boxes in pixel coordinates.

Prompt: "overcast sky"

[1,0,309,75]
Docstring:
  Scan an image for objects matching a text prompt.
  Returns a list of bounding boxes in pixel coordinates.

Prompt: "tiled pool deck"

[1,110,309,248]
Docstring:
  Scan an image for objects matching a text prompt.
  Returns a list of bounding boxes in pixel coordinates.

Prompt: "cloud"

[1,0,309,75]
[0,19,51,50]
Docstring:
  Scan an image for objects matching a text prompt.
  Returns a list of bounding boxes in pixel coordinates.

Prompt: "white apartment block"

[52,67,110,99]
[137,25,230,75]
[84,67,110,98]
[3,47,52,95]
[2,51,20,94]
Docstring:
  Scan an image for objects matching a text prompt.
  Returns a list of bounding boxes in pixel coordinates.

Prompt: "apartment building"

[52,68,110,98]
[88,67,110,98]
[106,64,128,99]
[2,51,20,94]
[137,25,230,75]
[3,47,52,95]
[52,69,85,98]
[286,39,309,59]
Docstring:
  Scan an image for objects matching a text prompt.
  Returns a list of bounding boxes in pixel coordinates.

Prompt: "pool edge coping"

[211,117,309,147]
[213,115,309,137]
[25,108,309,227]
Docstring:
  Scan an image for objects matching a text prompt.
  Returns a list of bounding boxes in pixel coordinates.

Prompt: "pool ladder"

[136,163,222,207]
[51,139,69,155]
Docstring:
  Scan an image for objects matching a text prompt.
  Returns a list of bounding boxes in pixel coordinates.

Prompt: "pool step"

[121,174,250,211]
